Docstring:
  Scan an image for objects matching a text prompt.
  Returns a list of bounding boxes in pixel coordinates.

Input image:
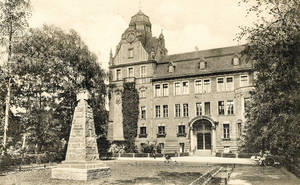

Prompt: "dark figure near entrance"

[165,154,171,163]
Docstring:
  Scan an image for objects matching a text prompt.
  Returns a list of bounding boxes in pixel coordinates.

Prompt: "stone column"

[190,128,193,153]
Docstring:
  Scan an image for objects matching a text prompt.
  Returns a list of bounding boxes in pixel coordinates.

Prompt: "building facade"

[107,11,254,156]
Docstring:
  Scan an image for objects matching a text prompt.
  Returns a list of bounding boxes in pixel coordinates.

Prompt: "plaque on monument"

[51,89,110,181]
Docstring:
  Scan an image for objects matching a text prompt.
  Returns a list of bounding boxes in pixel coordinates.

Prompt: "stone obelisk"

[51,89,110,181]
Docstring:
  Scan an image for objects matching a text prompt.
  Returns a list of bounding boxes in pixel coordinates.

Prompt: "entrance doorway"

[197,133,211,150]
[193,119,212,152]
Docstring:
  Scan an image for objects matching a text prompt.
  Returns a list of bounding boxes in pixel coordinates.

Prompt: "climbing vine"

[122,82,139,152]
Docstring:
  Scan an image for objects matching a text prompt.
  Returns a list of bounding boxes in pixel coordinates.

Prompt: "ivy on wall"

[122,82,139,152]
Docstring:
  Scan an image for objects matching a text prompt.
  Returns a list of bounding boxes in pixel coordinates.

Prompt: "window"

[199,61,206,69]
[140,66,146,78]
[179,143,185,153]
[140,127,146,135]
[182,81,189,94]
[141,106,146,119]
[237,122,242,138]
[163,105,168,118]
[175,104,181,117]
[204,102,210,115]
[227,100,234,115]
[116,69,121,80]
[240,75,249,87]
[244,98,250,113]
[223,124,230,139]
[203,79,211,93]
[232,57,240,66]
[162,84,169,96]
[155,105,161,118]
[158,143,164,150]
[183,104,189,117]
[140,89,146,98]
[218,101,225,115]
[128,67,134,77]
[128,48,134,58]
[226,77,234,91]
[196,102,202,116]
[155,84,161,97]
[174,82,181,95]
[158,126,165,136]
[194,80,202,93]
[217,77,225,91]
[178,125,186,137]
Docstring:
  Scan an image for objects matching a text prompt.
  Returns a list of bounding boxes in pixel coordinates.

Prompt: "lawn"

[0,160,221,185]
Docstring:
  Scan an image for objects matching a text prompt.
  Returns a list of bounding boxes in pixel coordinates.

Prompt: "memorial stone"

[51,89,110,181]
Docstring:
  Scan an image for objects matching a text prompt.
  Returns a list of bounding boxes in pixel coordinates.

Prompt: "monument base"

[51,161,110,181]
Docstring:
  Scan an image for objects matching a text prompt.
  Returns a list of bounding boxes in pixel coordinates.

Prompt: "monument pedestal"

[52,161,110,181]
[51,90,110,181]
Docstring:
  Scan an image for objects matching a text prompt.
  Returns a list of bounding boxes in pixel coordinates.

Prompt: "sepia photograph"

[0,0,299,184]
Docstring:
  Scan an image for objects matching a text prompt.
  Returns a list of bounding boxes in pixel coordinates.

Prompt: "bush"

[238,153,257,158]
[223,153,236,158]
[216,152,222,157]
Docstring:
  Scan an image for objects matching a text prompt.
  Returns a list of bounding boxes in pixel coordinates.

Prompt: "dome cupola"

[129,10,152,32]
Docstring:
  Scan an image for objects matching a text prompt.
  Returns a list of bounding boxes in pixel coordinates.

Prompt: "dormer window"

[232,56,240,66]
[199,61,207,70]
[168,62,175,73]
[128,48,134,59]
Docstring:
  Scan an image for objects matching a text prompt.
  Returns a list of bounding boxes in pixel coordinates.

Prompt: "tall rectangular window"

[155,105,161,118]
[174,82,181,95]
[182,81,189,94]
[175,104,181,117]
[218,101,225,115]
[155,84,161,97]
[223,124,230,139]
[227,100,234,115]
[204,102,210,115]
[158,126,165,135]
[244,98,250,113]
[194,80,202,94]
[140,127,146,135]
[178,125,186,137]
[163,105,168,118]
[183,104,189,117]
[240,75,249,87]
[128,48,134,58]
[226,77,234,91]
[196,102,202,116]
[140,66,146,77]
[237,123,242,138]
[116,69,121,81]
[159,143,164,150]
[141,106,146,119]
[162,84,169,96]
[128,67,134,77]
[140,89,146,98]
[217,77,225,91]
[203,79,211,93]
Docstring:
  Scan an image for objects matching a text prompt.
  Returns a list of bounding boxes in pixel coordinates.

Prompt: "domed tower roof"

[129,10,152,28]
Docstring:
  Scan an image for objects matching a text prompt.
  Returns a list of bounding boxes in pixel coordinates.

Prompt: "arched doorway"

[189,116,217,156]
[194,120,212,150]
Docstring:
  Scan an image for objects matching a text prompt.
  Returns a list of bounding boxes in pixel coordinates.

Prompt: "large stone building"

[107,11,254,156]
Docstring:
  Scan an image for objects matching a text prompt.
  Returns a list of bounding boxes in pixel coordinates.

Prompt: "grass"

[0,161,219,185]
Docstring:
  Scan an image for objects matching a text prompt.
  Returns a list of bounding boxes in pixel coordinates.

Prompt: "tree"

[239,0,300,163]
[0,0,31,148]
[10,25,107,153]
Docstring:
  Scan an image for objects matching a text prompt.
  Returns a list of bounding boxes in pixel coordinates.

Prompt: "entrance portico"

[189,116,217,156]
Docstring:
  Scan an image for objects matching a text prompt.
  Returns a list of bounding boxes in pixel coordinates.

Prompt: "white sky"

[28,0,256,70]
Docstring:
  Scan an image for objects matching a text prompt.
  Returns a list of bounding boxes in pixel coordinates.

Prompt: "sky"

[28,0,256,70]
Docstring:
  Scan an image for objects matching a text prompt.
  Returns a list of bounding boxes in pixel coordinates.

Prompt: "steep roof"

[153,45,252,80]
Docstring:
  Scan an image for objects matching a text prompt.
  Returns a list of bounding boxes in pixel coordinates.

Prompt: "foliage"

[4,25,107,154]
[238,0,300,163]
[121,82,139,152]
[141,143,162,154]
[108,143,126,154]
